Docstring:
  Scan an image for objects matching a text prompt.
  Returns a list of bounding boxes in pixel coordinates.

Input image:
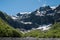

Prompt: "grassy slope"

[24,22,60,38]
[0,17,22,37]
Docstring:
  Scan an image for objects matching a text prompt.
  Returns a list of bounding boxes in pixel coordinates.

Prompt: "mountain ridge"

[10,5,60,30]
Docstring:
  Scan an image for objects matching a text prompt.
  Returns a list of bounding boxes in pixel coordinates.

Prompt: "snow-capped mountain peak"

[51,6,56,9]
[20,12,31,14]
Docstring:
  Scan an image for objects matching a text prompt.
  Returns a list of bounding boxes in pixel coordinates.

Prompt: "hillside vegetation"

[24,22,60,38]
[0,11,22,37]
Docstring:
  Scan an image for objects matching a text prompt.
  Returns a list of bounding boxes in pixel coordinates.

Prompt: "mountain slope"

[24,22,60,38]
[0,11,22,37]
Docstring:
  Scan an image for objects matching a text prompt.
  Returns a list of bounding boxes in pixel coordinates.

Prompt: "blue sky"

[0,0,60,15]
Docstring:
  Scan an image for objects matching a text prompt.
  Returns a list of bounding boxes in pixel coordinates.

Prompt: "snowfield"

[37,24,52,31]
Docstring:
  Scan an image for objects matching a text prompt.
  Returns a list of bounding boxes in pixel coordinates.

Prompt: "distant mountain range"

[10,5,60,30]
[0,5,60,31]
